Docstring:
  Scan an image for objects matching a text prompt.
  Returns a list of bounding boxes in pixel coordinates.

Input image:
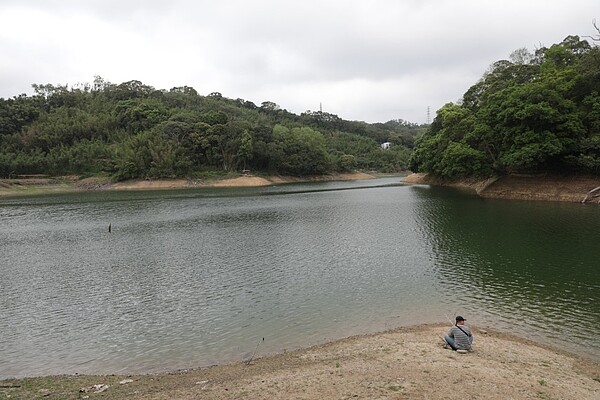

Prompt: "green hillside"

[409,35,600,178]
[0,79,424,180]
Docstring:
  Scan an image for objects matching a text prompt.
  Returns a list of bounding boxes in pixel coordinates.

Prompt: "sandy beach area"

[3,171,597,203]
[1,324,599,400]
[0,172,377,197]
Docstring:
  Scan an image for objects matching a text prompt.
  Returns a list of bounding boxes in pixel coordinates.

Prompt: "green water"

[0,177,598,379]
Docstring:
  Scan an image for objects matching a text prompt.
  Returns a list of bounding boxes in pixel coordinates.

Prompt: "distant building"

[381,142,391,150]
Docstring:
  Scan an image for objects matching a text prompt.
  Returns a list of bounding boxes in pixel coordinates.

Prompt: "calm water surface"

[0,177,598,378]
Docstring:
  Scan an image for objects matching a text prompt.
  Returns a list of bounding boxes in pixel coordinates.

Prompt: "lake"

[0,177,598,379]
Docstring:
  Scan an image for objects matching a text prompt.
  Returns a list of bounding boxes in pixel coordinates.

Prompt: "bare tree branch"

[583,19,600,42]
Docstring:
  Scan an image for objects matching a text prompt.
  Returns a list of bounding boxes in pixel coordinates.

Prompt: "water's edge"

[1,177,598,379]
[404,173,599,203]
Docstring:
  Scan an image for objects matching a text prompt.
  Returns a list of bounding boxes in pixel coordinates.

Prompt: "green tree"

[336,154,356,171]
[115,98,170,133]
[0,96,40,136]
[411,35,597,177]
[1,75,434,179]
[113,131,153,180]
[269,125,331,175]
[238,130,253,171]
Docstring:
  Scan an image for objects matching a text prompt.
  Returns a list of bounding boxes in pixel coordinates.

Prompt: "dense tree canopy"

[0,78,424,179]
[410,35,600,178]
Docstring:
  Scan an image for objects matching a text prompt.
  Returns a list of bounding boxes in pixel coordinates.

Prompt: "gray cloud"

[0,0,597,123]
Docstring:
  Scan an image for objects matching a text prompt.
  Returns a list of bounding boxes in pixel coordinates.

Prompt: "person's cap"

[455,316,466,322]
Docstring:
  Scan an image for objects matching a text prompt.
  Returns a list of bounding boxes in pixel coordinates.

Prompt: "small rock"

[95,384,110,393]
[119,379,134,385]
[195,380,209,385]
[80,384,110,393]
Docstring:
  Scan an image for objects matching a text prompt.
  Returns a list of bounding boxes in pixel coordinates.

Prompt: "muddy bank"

[0,172,376,197]
[404,173,600,203]
[111,172,376,190]
[1,324,598,400]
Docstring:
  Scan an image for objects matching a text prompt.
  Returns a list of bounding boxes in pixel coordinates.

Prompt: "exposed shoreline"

[0,172,377,197]
[2,175,600,398]
[2,324,598,399]
[404,172,600,203]
[3,172,598,203]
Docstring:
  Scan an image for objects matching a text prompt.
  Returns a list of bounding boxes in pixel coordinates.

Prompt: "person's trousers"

[444,335,457,350]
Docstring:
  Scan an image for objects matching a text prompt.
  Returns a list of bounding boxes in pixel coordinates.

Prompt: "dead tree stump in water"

[581,186,600,204]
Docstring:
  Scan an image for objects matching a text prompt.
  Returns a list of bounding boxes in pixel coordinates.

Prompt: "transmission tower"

[426,106,431,124]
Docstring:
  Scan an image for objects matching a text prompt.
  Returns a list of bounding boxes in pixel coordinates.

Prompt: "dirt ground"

[1,324,599,400]
[0,172,376,196]
[6,172,596,202]
[2,172,597,202]
[110,172,376,189]
[404,173,600,203]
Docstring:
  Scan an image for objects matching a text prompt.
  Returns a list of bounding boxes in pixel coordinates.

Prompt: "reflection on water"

[0,178,598,379]
[411,185,600,358]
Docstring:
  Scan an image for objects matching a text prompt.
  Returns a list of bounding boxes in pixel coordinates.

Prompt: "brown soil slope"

[0,173,376,197]
[404,173,600,203]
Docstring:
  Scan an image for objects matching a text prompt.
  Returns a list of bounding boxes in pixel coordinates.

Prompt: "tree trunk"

[581,186,600,203]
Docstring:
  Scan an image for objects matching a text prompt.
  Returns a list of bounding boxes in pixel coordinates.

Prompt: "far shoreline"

[3,171,597,203]
[0,171,383,198]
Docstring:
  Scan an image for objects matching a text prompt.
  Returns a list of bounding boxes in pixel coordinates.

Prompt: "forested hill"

[409,35,600,178]
[0,79,425,180]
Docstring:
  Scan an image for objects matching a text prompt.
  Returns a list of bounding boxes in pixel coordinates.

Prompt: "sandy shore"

[111,172,376,189]
[1,324,598,399]
[3,172,597,203]
[0,172,377,197]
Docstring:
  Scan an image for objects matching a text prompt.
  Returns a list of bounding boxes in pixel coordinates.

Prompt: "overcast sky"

[0,1,598,124]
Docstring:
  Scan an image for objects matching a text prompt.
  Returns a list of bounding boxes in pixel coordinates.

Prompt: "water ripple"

[1,179,599,378]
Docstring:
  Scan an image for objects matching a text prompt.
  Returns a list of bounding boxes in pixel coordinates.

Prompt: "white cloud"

[0,0,597,123]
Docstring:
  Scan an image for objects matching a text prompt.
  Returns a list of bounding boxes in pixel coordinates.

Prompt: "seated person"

[444,316,473,351]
